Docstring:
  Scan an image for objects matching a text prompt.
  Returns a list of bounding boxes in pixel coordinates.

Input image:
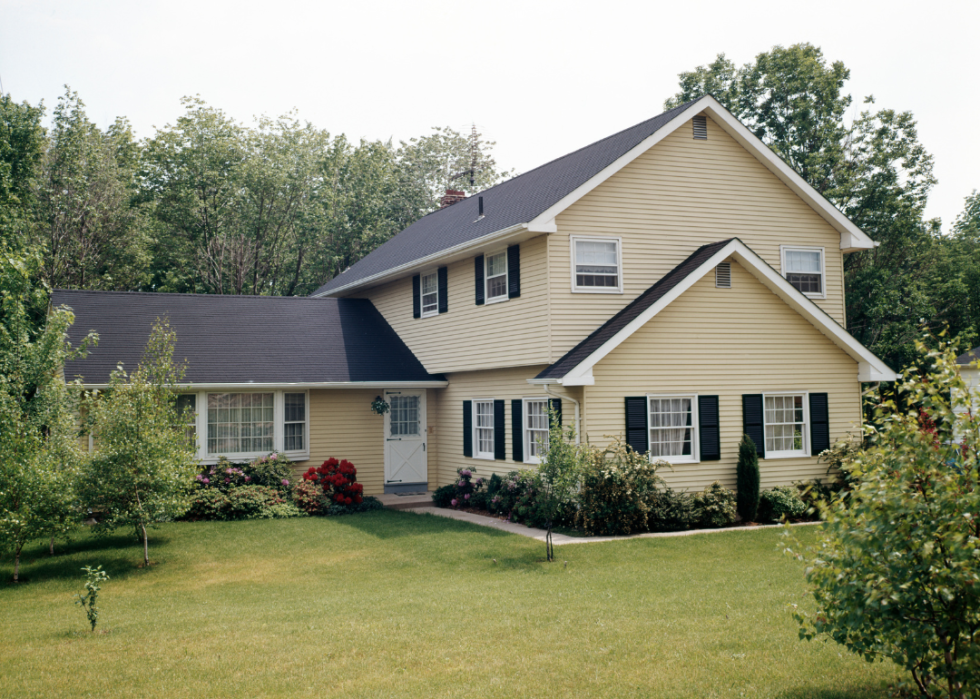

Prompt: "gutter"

[537,381,581,446]
[312,222,532,297]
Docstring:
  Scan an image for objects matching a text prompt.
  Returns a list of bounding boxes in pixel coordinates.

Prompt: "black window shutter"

[437,266,448,314]
[698,395,721,461]
[507,244,521,298]
[625,397,648,455]
[511,399,524,462]
[474,255,485,305]
[412,275,421,318]
[493,399,506,460]
[462,401,473,457]
[742,394,765,458]
[809,393,830,455]
[548,398,562,428]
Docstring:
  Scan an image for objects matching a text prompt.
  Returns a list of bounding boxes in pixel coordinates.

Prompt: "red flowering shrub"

[303,458,364,506]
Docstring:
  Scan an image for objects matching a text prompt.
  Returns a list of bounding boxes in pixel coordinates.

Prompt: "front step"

[377,492,435,511]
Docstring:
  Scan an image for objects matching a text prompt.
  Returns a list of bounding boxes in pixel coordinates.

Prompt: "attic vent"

[715,262,731,288]
[693,115,707,140]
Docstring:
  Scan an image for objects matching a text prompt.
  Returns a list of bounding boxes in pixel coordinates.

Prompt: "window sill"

[763,450,809,460]
[420,310,438,318]
[473,453,495,461]
[523,457,542,465]
[650,456,700,465]
[571,287,623,294]
[801,292,826,300]
[485,295,509,305]
[201,450,310,464]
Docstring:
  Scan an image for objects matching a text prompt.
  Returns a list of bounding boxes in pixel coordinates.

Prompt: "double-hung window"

[572,236,622,292]
[648,395,698,462]
[473,400,494,459]
[177,394,198,447]
[524,398,550,463]
[781,246,824,298]
[764,393,808,457]
[197,390,309,461]
[485,251,508,302]
[421,272,439,317]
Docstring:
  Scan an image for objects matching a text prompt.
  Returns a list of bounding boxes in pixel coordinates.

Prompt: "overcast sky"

[2,0,977,228]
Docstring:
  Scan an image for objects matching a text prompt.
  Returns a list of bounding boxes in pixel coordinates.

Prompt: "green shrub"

[292,480,327,515]
[321,496,384,516]
[469,490,490,511]
[757,486,807,523]
[486,473,503,500]
[431,484,455,508]
[736,434,760,521]
[575,439,664,536]
[185,485,303,520]
[184,489,230,520]
[647,488,695,531]
[692,482,737,528]
[245,453,294,493]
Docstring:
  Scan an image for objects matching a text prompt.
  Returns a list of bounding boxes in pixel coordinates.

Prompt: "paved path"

[406,506,820,545]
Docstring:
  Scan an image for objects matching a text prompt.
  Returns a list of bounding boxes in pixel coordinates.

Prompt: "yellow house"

[58,95,895,495]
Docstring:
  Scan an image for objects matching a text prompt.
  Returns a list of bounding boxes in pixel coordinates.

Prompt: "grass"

[0,511,901,698]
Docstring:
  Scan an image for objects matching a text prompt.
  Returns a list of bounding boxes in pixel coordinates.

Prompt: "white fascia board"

[526,95,876,253]
[559,238,896,385]
[526,367,594,386]
[74,380,450,390]
[312,223,531,297]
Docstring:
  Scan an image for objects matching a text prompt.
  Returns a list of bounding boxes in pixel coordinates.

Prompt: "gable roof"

[531,238,896,386]
[53,290,445,387]
[313,95,876,298]
[957,348,980,366]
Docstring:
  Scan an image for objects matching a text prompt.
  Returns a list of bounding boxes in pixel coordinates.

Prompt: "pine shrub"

[736,433,760,521]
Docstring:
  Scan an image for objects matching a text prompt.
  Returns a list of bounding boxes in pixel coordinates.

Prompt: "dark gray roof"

[536,240,733,379]
[312,100,699,296]
[52,290,443,385]
[957,348,980,366]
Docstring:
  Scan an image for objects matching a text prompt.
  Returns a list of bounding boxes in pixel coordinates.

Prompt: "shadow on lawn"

[1,533,171,587]
[330,509,512,541]
[777,685,893,699]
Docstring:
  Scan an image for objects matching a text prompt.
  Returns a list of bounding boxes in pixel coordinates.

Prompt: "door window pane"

[389,395,420,436]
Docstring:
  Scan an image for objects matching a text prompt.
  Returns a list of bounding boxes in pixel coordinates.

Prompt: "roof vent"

[693,115,707,140]
[715,262,731,288]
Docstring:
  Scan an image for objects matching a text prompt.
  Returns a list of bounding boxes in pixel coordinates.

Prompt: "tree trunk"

[141,522,149,567]
[545,525,554,562]
[50,537,55,556]
[13,544,22,583]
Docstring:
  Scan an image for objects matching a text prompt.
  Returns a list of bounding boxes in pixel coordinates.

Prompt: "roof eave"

[72,380,450,390]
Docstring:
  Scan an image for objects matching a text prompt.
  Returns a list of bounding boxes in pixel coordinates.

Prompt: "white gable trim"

[557,239,895,386]
[527,96,876,254]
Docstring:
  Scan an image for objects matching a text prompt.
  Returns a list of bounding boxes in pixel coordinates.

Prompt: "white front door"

[384,390,427,487]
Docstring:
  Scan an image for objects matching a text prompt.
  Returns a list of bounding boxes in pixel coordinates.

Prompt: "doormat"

[396,491,428,496]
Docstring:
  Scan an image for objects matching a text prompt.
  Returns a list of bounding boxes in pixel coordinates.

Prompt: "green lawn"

[0,511,901,698]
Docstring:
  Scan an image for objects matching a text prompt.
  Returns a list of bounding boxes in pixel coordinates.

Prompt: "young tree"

[735,434,760,522]
[537,408,587,562]
[790,340,980,698]
[80,318,197,567]
[0,248,93,582]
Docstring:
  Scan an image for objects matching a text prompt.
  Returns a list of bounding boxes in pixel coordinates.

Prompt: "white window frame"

[762,391,810,459]
[523,396,550,465]
[188,389,311,464]
[570,235,624,294]
[646,393,700,464]
[472,399,495,460]
[283,391,307,452]
[420,271,439,318]
[780,245,826,300]
[484,250,509,304]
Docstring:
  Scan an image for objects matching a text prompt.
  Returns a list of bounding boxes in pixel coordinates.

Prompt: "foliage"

[196,458,250,491]
[75,565,109,632]
[692,482,737,529]
[244,453,293,493]
[79,318,198,566]
[0,93,46,251]
[789,340,980,698]
[431,484,455,509]
[647,488,695,532]
[665,43,939,370]
[757,487,807,523]
[291,480,326,516]
[370,397,390,415]
[302,458,363,506]
[736,434,760,521]
[575,438,666,536]
[34,88,152,291]
[0,249,94,581]
[447,468,485,508]
[184,485,303,521]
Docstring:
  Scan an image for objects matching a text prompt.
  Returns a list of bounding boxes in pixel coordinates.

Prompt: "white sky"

[2,0,977,228]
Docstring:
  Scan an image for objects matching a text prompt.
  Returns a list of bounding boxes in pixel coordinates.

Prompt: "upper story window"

[421,272,439,317]
[781,246,824,299]
[764,393,808,458]
[486,251,508,302]
[572,236,622,293]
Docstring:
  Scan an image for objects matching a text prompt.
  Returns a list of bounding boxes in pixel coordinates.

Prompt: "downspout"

[544,384,581,445]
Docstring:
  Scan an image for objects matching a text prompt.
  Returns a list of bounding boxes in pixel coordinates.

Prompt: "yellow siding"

[584,260,862,492]
[430,366,582,487]
[292,389,387,496]
[362,235,551,374]
[550,114,847,360]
